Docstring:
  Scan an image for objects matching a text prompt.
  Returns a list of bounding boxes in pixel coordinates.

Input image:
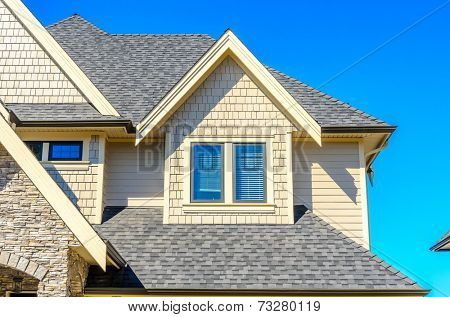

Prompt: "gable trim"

[0,98,9,122]
[1,0,120,117]
[136,30,322,145]
[0,110,107,270]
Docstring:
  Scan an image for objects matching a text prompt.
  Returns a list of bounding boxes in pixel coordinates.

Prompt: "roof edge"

[13,119,135,133]
[84,288,429,297]
[322,126,397,134]
[430,232,450,251]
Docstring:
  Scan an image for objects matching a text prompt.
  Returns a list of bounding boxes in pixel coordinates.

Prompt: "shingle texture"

[7,103,123,122]
[46,15,392,128]
[95,207,421,291]
[47,15,214,124]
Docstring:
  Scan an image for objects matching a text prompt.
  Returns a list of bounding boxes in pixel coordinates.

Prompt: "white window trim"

[20,134,91,163]
[182,136,274,213]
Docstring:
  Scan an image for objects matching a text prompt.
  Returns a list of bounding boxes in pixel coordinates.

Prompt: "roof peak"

[47,14,108,35]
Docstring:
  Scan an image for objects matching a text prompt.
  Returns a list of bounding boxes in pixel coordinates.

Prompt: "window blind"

[192,144,223,201]
[234,144,265,202]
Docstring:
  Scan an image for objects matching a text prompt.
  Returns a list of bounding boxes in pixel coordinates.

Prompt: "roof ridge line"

[46,14,79,29]
[307,211,419,286]
[110,33,212,36]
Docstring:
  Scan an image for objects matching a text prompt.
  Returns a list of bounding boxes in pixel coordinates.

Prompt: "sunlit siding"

[105,141,164,207]
[293,141,365,244]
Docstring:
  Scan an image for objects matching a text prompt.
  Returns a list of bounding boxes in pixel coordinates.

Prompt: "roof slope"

[46,15,392,129]
[48,15,214,124]
[95,207,422,291]
[7,104,123,122]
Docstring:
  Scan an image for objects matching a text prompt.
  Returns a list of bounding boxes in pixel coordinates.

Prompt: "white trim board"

[136,30,322,146]
[0,98,10,122]
[1,0,120,117]
[0,114,107,269]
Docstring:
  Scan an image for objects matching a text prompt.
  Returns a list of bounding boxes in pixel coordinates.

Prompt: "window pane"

[49,142,83,161]
[235,144,265,202]
[25,141,43,161]
[192,144,223,201]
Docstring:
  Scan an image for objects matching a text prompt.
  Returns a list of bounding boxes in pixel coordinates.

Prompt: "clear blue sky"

[24,0,450,296]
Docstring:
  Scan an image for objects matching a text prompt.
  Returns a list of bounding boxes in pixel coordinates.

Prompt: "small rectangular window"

[25,141,43,161]
[234,143,266,202]
[191,143,223,202]
[48,141,83,161]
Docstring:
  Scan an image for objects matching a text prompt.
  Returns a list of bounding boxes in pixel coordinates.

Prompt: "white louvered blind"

[234,144,265,202]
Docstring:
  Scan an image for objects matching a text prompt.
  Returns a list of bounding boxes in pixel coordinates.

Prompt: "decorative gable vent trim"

[1,0,120,117]
[136,30,322,145]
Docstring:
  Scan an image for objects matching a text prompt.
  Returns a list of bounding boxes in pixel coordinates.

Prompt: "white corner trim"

[359,141,370,250]
[94,135,106,225]
[1,0,120,117]
[163,131,171,224]
[136,30,322,145]
[0,114,107,269]
[0,98,10,122]
[286,132,295,224]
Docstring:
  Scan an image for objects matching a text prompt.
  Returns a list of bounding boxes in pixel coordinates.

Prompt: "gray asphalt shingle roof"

[7,103,123,122]
[94,207,422,291]
[44,15,393,129]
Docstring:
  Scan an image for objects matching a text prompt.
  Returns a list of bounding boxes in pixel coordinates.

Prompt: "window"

[191,143,223,202]
[25,141,43,161]
[48,141,83,161]
[234,143,265,202]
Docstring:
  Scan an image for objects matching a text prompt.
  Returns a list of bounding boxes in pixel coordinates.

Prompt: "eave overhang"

[84,288,429,297]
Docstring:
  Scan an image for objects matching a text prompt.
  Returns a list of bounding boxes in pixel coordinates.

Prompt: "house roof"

[7,104,124,122]
[43,15,394,131]
[430,231,450,251]
[92,207,423,292]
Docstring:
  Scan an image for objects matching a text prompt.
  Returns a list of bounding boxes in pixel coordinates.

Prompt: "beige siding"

[105,141,164,207]
[164,57,296,224]
[0,2,86,104]
[46,135,100,223]
[293,141,365,244]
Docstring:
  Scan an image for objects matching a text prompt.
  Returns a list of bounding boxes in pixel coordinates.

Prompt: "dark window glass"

[234,143,265,202]
[25,141,43,161]
[191,144,223,202]
[48,141,83,161]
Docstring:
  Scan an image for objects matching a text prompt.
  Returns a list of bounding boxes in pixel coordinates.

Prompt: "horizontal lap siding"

[293,141,364,242]
[105,142,164,207]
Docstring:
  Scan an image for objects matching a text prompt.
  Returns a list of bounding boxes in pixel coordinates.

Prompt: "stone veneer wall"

[0,145,88,296]
[47,136,100,222]
[165,57,296,224]
[0,2,86,104]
